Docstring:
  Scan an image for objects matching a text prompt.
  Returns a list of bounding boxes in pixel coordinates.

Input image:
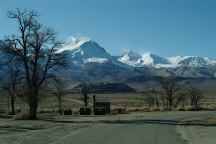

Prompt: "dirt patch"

[177,126,216,144]
[177,116,216,144]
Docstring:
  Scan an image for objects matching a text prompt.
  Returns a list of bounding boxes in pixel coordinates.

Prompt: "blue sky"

[0,0,216,58]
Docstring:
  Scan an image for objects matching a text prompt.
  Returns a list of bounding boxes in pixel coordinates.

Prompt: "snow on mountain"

[203,57,216,65]
[168,56,185,65]
[140,53,170,66]
[57,37,131,69]
[56,37,90,53]
[168,56,216,67]
[118,51,216,68]
[56,37,216,69]
[118,51,142,67]
[84,57,108,63]
[57,37,110,66]
[118,51,172,68]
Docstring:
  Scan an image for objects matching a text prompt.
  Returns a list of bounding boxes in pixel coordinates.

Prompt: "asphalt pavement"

[51,111,215,144]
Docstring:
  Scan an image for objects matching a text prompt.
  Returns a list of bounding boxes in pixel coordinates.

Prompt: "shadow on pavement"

[0,125,45,133]
[102,119,216,127]
[38,117,216,127]
[0,115,13,119]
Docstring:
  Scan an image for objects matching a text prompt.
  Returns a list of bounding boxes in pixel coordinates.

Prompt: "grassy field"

[0,88,216,114]
[0,80,216,114]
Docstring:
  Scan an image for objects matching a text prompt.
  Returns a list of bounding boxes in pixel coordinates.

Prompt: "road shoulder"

[177,116,216,144]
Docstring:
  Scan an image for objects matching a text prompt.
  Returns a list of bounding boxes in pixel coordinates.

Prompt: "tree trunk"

[7,94,10,113]
[84,94,88,107]
[191,101,193,107]
[194,100,198,108]
[168,96,173,110]
[10,97,15,115]
[29,102,37,120]
[166,100,169,110]
[58,98,62,115]
[155,93,159,107]
[29,92,38,120]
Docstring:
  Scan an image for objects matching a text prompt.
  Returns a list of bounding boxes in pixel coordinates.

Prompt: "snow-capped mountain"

[1,37,215,69]
[57,37,131,69]
[117,50,216,68]
[56,37,90,53]
[118,51,172,68]
[117,51,142,67]
[57,37,216,69]
[168,56,216,67]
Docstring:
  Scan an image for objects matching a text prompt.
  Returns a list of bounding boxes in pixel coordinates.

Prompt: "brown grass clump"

[14,112,29,120]
[149,107,160,111]
[73,108,80,115]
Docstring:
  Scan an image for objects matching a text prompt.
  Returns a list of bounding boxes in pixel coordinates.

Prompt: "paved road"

[52,111,215,144]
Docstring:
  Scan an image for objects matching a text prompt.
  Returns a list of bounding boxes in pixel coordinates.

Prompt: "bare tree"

[160,77,180,110]
[3,8,66,119]
[189,87,203,109]
[80,83,89,107]
[174,91,186,108]
[1,58,21,115]
[142,87,159,108]
[52,78,67,115]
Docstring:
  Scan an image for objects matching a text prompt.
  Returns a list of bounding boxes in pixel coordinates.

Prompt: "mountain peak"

[168,56,216,67]
[118,51,172,67]
[57,37,126,67]
[140,52,170,66]
[56,36,91,53]
[122,51,141,60]
[118,51,142,67]
[67,36,90,44]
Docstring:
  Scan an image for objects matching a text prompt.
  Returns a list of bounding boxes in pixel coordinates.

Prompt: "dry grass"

[180,116,216,126]
[14,112,30,120]
[0,92,216,115]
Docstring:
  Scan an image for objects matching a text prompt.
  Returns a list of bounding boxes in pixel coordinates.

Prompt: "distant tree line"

[142,77,204,110]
